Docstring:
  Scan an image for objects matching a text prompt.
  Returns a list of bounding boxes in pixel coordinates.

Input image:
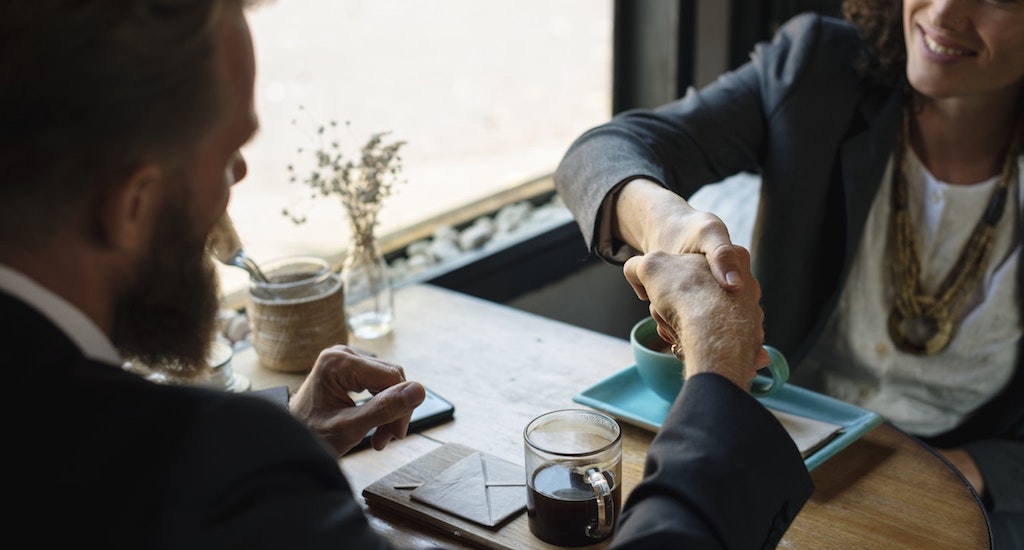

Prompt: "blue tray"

[573,365,883,471]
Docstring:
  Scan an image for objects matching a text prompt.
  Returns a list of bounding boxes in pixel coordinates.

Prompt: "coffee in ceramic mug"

[630,316,789,401]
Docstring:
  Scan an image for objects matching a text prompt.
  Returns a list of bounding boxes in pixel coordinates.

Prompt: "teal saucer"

[573,365,883,471]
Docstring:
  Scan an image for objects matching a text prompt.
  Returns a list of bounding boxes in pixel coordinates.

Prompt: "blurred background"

[224,0,613,294]
[223,0,844,337]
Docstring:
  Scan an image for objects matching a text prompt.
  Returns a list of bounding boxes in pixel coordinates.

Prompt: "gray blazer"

[555,13,1022,546]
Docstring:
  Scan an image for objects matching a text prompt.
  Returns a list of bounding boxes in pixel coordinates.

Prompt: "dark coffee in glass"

[527,462,621,546]
[523,409,622,546]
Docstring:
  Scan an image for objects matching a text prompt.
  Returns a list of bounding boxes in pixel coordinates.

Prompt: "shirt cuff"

[596,180,644,264]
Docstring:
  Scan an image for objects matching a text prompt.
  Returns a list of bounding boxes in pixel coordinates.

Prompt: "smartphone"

[347,387,455,453]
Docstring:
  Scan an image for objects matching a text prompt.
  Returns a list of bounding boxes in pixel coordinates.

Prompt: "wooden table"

[233,283,991,549]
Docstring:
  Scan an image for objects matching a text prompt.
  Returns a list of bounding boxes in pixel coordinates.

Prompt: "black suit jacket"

[6,290,811,548]
[6,291,381,550]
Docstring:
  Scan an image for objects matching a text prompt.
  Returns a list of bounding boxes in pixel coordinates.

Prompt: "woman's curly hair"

[842,0,905,84]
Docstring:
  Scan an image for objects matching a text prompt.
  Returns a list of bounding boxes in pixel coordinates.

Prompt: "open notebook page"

[770,409,845,458]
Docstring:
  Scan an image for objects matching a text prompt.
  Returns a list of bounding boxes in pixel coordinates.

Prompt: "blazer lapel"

[839,87,902,268]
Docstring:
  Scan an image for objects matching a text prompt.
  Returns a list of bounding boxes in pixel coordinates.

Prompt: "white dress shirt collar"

[0,263,123,366]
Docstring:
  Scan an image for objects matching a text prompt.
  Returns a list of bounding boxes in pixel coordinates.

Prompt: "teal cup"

[629,316,789,402]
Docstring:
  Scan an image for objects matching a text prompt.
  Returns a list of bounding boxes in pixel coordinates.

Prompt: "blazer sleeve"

[157,393,400,550]
[553,13,860,259]
[553,57,764,257]
[964,439,1024,549]
[610,373,813,550]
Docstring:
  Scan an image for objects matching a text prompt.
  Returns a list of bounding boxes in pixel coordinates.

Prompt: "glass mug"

[523,409,622,546]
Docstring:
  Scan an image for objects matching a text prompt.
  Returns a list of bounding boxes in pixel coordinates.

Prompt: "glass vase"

[341,237,394,339]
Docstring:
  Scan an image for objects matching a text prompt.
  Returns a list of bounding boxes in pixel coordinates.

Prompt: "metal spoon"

[208,214,270,283]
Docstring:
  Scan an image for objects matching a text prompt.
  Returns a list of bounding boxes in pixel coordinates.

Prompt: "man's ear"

[97,164,163,252]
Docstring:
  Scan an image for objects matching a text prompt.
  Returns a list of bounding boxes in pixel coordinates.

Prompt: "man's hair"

[842,0,905,85]
[0,0,249,245]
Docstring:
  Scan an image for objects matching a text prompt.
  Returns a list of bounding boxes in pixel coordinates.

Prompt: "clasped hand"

[623,250,769,391]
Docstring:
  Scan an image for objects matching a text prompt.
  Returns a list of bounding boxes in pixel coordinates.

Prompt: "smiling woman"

[218,0,613,297]
[553,0,1024,545]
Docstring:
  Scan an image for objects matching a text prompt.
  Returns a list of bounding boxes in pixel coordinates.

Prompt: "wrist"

[613,178,673,253]
[678,334,758,390]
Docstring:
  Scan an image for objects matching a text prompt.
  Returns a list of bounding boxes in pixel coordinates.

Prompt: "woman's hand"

[613,178,746,291]
[289,345,426,457]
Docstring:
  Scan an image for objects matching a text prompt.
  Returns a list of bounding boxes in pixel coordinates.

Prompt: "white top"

[0,263,122,365]
[798,152,1022,436]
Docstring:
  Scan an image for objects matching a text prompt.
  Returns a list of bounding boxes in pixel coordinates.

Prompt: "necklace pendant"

[888,308,953,355]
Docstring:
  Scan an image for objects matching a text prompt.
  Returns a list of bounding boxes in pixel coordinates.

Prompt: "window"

[221,0,613,297]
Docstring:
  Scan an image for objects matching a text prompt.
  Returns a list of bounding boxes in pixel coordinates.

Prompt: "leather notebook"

[362,443,573,550]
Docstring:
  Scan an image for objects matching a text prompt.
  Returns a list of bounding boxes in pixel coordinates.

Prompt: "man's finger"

[359,382,425,449]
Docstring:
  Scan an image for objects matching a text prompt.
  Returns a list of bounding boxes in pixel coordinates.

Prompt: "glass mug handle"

[585,468,614,539]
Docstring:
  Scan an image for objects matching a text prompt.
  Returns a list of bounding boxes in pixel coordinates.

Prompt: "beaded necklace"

[887,109,1021,355]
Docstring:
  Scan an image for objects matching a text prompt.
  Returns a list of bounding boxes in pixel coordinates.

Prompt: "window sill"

[219,173,562,311]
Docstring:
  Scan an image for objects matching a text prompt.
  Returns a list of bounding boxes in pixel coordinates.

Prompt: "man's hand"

[289,345,426,457]
[623,250,768,391]
[613,178,746,291]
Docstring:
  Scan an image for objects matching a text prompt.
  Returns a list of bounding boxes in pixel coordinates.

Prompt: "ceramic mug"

[630,316,789,402]
[523,409,622,546]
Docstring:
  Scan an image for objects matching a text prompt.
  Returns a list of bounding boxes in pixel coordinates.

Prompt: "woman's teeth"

[924,34,971,57]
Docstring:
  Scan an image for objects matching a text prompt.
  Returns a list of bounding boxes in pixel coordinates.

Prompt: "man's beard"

[111,194,221,378]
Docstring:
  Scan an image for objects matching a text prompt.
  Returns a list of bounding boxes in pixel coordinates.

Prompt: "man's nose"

[231,153,248,185]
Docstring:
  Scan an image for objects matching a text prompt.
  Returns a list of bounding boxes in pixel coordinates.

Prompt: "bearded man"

[1,1,427,546]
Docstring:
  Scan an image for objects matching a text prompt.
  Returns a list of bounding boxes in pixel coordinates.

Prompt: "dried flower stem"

[284,110,407,251]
